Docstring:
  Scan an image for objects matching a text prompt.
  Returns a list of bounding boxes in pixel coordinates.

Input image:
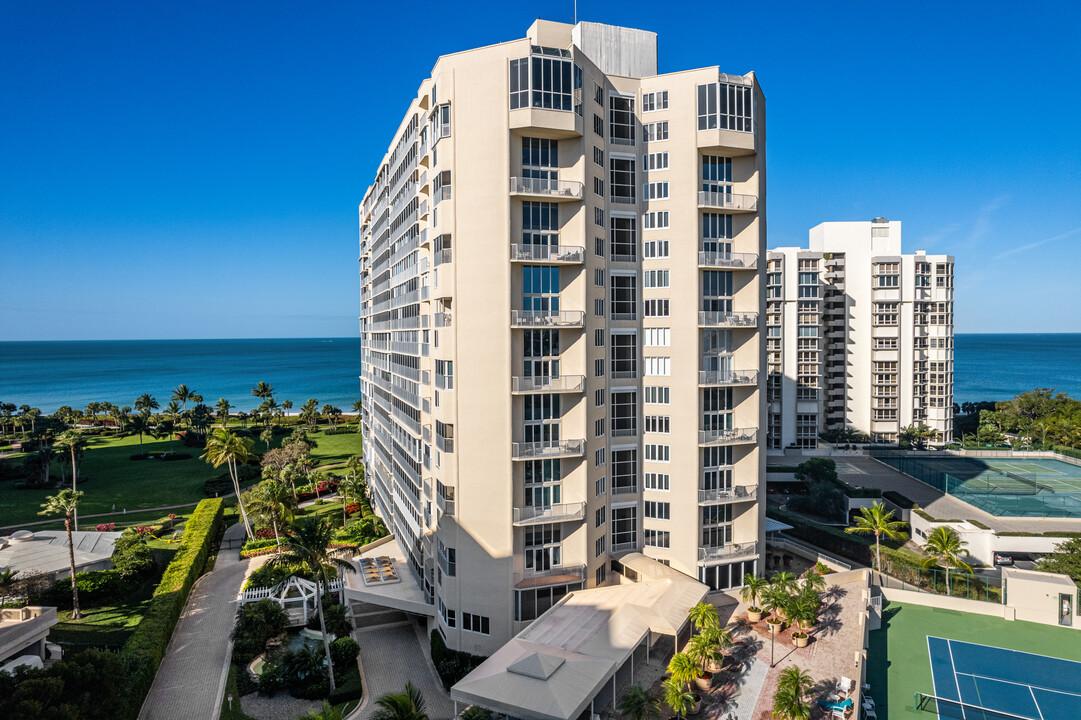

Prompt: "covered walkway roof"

[451,553,708,720]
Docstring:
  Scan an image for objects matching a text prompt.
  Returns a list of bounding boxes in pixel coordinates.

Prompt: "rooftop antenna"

[574,0,577,24]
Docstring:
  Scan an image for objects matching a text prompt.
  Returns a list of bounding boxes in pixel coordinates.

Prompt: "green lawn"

[866,601,1081,719]
[1,425,362,528]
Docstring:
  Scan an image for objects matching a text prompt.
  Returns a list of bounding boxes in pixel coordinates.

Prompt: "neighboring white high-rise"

[356,19,766,655]
[766,219,954,449]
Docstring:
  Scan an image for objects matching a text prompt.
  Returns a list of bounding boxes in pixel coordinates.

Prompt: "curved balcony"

[698,251,758,270]
[698,370,758,387]
[511,310,585,329]
[512,439,585,460]
[698,541,759,565]
[511,375,585,394]
[513,564,587,589]
[698,311,758,328]
[699,484,758,505]
[697,191,757,212]
[698,427,758,446]
[510,244,585,264]
[512,502,586,526]
[510,177,584,201]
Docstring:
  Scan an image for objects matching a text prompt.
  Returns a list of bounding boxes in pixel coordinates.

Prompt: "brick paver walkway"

[139,551,266,720]
[353,621,456,720]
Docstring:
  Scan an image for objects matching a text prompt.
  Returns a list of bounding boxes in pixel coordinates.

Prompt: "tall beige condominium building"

[358,19,766,654]
[766,219,954,450]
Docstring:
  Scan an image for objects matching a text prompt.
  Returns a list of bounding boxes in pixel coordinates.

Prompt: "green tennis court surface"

[867,603,1081,720]
[871,454,1081,517]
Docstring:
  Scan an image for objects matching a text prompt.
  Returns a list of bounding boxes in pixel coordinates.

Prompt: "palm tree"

[164,400,182,428]
[371,682,428,720]
[618,684,660,720]
[668,651,701,691]
[246,479,296,553]
[786,593,819,640]
[921,526,974,596]
[762,585,791,625]
[662,677,695,719]
[772,666,814,720]
[260,426,274,451]
[269,517,357,692]
[299,701,344,720]
[172,384,193,412]
[216,398,232,428]
[281,399,293,418]
[251,381,275,403]
[134,393,159,417]
[39,489,85,619]
[687,625,731,673]
[351,399,363,417]
[130,414,150,453]
[800,566,826,595]
[85,402,101,427]
[53,430,87,530]
[844,500,908,570]
[339,473,366,524]
[202,428,256,538]
[687,601,718,633]
[741,574,769,613]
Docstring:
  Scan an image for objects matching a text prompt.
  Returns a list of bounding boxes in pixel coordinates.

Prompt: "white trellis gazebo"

[238,575,345,626]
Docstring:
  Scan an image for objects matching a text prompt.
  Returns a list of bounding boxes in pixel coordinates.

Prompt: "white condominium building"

[357,19,766,654]
[766,219,954,450]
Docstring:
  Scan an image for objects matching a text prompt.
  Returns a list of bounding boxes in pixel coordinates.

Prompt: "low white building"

[0,606,58,671]
[0,529,123,581]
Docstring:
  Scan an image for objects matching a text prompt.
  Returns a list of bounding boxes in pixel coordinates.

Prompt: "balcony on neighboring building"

[697,191,757,212]
[611,541,639,555]
[699,484,758,505]
[510,244,585,264]
[512,502,586,526]
[513,564,587,589]
[511,375,586,395]
[510,177,584,201]
[698,251,758,270]
[512,439,585,460]
[698,311,758,328]
[698,541,759,565]
[511,310,585,329]
[698,427,758,446]
[698,370,758,387]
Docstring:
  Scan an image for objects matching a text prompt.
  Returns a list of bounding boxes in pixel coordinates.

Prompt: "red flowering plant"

[135,525,155,536]
[168,514,177,520]
[95,523,116,532]
[345,503,361,517]
[254,528,277,540]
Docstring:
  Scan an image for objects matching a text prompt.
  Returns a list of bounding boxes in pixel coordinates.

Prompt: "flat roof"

[0,530,121,577]
[451,553,707,720]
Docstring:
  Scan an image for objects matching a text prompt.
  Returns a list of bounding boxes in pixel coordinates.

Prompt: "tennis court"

[870,452,1081,517]
[922,637,1081,720]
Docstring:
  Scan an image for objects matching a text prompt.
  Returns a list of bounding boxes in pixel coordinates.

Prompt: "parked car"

[994,553,1014,566]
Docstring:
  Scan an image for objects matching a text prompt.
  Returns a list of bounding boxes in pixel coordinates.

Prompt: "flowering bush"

[255,528,277,540]
[168,514,176,520]
[135,525,155,536]
[316,481,329,493]
[345,503,361,517]
[96,523,117,532]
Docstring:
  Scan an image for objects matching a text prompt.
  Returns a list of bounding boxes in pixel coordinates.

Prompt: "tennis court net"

[914,691,1033,720]
[1001,470,1054,493]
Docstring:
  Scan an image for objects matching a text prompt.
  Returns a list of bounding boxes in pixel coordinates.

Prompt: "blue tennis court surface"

[927,636,1081,719]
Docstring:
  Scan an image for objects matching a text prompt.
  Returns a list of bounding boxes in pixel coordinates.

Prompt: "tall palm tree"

[741,574,769,612]
[251,381,275,403]
[53,430,87,530]
[618,684,660,720]
[202,428,256,538]
[281,399,293,419]
[351,399,363,415]
[216,398,232,428]
[270,517,357,693]
[800,566,826,595]
[773,666,814,720]
[164,400,182,428]
[687,601,718,633]
[260,426,274,451]
[134,393,159,417]
[246,479,296,553]
[39,489,85,619]
[85,402,101,427]
[845,500,908,570]
[171,384,193,412]
[921,526,974,596]
[371,682,428,720]
[130,414,150,453]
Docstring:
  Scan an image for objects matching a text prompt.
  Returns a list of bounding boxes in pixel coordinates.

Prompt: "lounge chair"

[839,676,854,696]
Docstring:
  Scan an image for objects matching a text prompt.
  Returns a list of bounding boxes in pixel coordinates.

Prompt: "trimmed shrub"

[431,629,486,690]
[328,666,363,704]
[55,569,132,604]
[329,636,360,673]
[122,498,224,715]
[231,599,289,664]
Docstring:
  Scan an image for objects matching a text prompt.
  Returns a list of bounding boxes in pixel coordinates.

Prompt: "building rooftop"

[0,529,122,578]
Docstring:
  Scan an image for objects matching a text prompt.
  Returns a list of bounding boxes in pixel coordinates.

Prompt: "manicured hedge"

[122,497,224,717]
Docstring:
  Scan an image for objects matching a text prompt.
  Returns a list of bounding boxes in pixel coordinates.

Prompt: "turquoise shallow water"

[0,337,361,413]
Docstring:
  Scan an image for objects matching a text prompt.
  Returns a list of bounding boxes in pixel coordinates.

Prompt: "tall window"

[523,329,560,379]
[701,156,732,195]
[702,271,733,313]
[610,216,637,261]
[522,202,559,249]
[703,387,733,432]
[611,449,638,494]
[612,506,638,549]
[524,459,561,508]
[696,81,754,132]
[524,524,562,571]
[610,332,637,378]
[702,446,733,494]
[524,394,561,444]
[609,157,636,204]
[522,137,559,183]
[609,95,635,145]
[610,274,637,320]
[510,49,576,111]
[702,213,733,254]
[611,390,637,437]
[522,266,560,313]
[701,505,733,547]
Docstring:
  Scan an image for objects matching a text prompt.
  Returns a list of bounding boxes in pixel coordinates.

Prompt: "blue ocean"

[0,334,1077,412]
[0,338,362,413]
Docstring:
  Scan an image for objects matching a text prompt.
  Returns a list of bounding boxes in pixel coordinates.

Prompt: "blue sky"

[2,1,1079,340]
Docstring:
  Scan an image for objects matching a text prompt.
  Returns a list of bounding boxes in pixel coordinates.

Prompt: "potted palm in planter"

[618,684,660,720]
[667,653,703,713]
[800,566,826,595]
[740,573,769,622]
[662,676,699,718]
[768,572,797,621]
[687,625,732,687]
[786,589,820,649]
[772,665,814,720]
[762,585,789,634]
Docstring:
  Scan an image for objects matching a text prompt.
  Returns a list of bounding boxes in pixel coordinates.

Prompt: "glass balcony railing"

[510,177,584,199]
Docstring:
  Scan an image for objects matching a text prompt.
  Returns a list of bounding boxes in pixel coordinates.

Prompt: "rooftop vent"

[872,217,889,224]
[8,530,35,543]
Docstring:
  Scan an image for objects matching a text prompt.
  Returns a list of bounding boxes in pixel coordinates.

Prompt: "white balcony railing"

[510,177,584,199]
[512,502,586,525]
[511,310,585,328]
[510,244,585,263]
[512,439,585,459]
[514,564,587,587]
[511,375,585,394]
[698,370,758,386]
[698,251,759,269]
[698,311,759,328]
[698,427,758,445]
[698,484,758,505]
[697,191,758,211]
[698,541,759,564]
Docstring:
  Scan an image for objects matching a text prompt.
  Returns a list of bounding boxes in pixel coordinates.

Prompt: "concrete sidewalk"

[138,551,266,720]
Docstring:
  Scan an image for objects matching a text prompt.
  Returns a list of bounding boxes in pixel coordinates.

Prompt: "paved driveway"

[353,620,456,720]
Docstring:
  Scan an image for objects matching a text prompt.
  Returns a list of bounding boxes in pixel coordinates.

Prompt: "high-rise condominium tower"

[766,219,954,450]
[358,19,766,654]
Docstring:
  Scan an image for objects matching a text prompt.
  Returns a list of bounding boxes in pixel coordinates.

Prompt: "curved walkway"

[138,551,267,720]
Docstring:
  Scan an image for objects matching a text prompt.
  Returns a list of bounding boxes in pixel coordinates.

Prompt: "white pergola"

[238,575,344,625]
